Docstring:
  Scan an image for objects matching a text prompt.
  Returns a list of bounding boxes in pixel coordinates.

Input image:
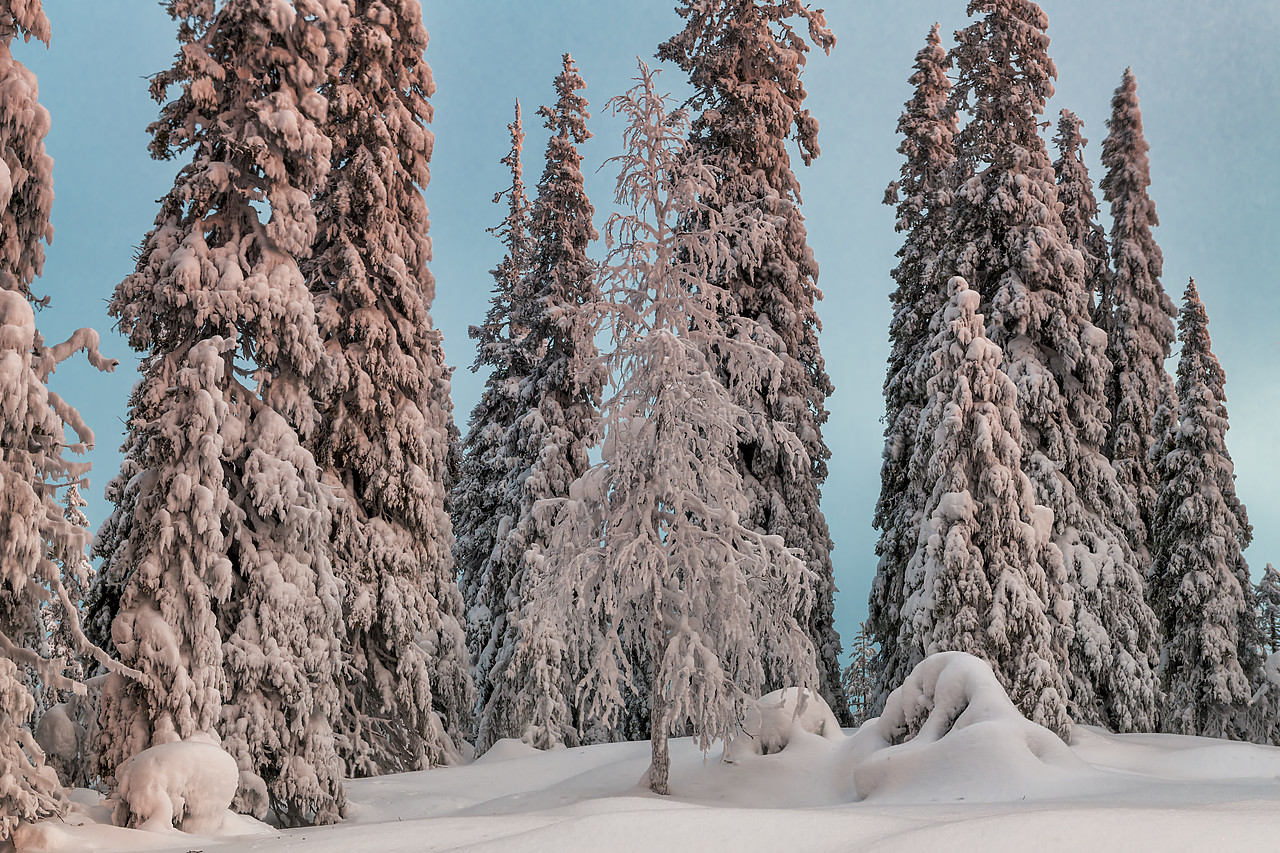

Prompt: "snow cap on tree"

[1098,68,1177,557]
[1150,279,1261,738]
[0,289,119,840]
[1257,564,1280,656]
[455,100,533,726]
[0,0,51,303]
[95,0,350,825]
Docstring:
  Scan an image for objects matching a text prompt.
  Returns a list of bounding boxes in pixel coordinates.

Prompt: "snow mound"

[111,734,239,834]
[735,687,843,756]
[474,738,544,764]
[845,652,1096,802]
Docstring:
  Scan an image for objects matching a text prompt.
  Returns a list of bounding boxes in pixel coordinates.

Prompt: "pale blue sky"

[22,1,1279,653]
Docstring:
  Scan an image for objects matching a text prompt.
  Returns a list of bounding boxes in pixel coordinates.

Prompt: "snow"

[734,687,843,756]
[110,735,240,834]
[21,651,1280,851]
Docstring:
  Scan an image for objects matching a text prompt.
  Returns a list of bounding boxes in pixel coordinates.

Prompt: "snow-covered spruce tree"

[941,0,1159,732]
[305,0,472,777]
[1098,69,1177,561]
[1258,564,1280,655]
[1052,110,1109,317]
[537,64,817,794]
[473,54,605,752]
[898,277,1070,737]
[1149,280,1261,739]
[869,22,958,711]
[657,0,846,723]
[840,622,876,725]
[455,101,534,733]
[95,0,348,825]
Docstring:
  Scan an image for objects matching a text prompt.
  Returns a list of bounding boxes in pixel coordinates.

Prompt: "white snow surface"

[17,653,1280,851]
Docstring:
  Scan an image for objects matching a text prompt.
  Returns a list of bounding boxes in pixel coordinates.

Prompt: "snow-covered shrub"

[111,735,238,834]
[735,687,843,757]
[847,652,1088,802]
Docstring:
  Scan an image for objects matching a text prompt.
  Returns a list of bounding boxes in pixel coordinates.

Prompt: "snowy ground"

[14,655,1280,852]
[13,725,1280,852]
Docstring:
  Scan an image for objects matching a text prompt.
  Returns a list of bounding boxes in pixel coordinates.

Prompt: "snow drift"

[111,734,239,833]
[845,652,1096,802]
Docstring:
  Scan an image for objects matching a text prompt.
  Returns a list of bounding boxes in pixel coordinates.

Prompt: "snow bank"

[111,734,239,834]
[845,652,1096,802]
[734,687,843,757]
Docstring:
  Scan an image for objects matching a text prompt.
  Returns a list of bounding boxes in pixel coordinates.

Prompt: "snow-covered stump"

[110,735,239,835]
[846,652,1092,803]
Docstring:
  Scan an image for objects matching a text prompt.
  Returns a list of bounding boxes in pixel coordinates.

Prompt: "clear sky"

[21,1,1279,656]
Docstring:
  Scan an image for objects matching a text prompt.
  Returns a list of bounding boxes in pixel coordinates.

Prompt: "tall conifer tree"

[1053,110,1109,316]
[941,0,1159,731]
[473,55,604,751]
[94,0,348,825]
[306,0,473,777]
[658,0,847,721]
[1150,280,1261,738]
[1258,564,1280,656]
[1098,69,1177,559]
[898,277,1070,737]
[870,23,958,710]
[455,102,533,731]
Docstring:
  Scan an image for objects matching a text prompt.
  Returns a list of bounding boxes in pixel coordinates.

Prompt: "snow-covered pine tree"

[898,277,1071,737]
[1258,564,1280,655]
[657,0,846,723]
[95,0,348,825]
[0,4,120,837]
[1098,69,1177,561]
[473,54,605,752]
[941,0,1159,732]
[1149,279,1261,738]
[1052,110,1109,317]
[840,622,876,725]
[306,0,472,777]
[538,64,817,794]
[869,22,958,712]
[455,101,534,734]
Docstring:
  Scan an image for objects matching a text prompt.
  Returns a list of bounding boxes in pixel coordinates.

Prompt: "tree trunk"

[649,676,669,796]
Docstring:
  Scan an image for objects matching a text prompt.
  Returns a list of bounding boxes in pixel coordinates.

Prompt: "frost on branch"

[658,0,845,719]
[536,64,818,795]
[0,141,118,842]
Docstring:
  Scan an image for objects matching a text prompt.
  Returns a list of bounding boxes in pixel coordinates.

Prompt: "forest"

[1,0,1277,849]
